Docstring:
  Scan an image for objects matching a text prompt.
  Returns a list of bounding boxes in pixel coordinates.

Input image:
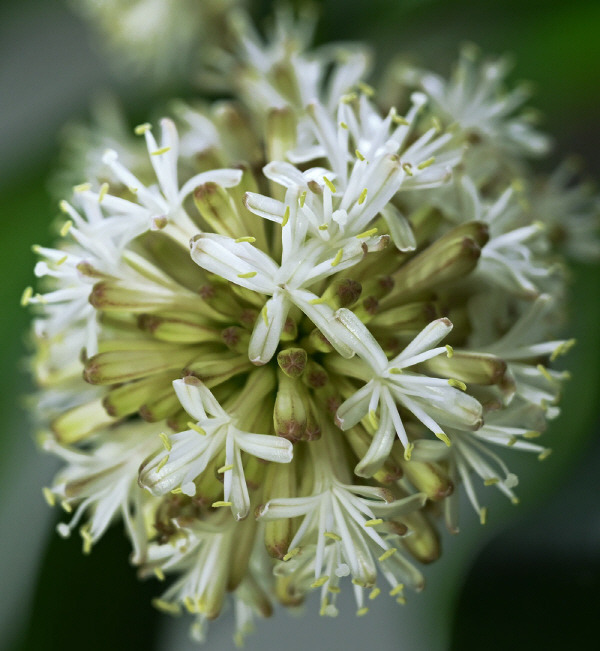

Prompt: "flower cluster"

[25,5,596,647]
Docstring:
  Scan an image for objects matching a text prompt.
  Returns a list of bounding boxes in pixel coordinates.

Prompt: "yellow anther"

[20,286,33,307]
[436,432,452,447]
[445,344,454,358]
[218,464,234,473]
[324,531,342,541]
[60,220,73,237]
[396,596,407,605]
[550,339,576,361]
[311,575,330,588]
[331,248,344,267]
[352,578,367,587]
[356,227,378,239]
[388,368,404,375]
[389,584,404,597]
[156,455,169,473]
[356,607,370,617]
[56,254,68,266]
[323,176,337,193]
[328,585,341,594]
[358,188,368,205]
[364,518,383,528]
[235,236,256,243]
[511,496,521,505]
[507,436,518,447]
[402,163,414,176]
[448,378,467,391]
[73,182,91,193]
[299,191,307,207]
[152,598,181,615]
[340,121,349,130]
[538,448,552,461]
[484,478,499,486]
[237,271,257,279]
[261,304,269,326]
[378,547,397,562]
[187,421,206,435]
[128,186,138,194]
[431,117,442,133]
[134,122,152,135]
[184,596,196,613]
[368,409,379,429]
[524,431,541,439]
[404,442,414,461]
[283,547,300,562]
[159,432,172,451]
[171,487,182,494]
[355,149,365,161]
[59,199,69,213]
[281,206,290,227]
[479,507,488,525]
[98,182,109,202]
[392,111,409,126]
[357,81,375,97]
[417,157,436,170]
[80,526,93,554]
[369,588,381,600]
[60,500,72,513]
[318,223,329,231]
[154,568,165,581]
[42,487,55,507]
[309,296,327,305]
[212,500,233,508]
[536,364,555,383]
[151,146,171,156]
[341,92,358,103]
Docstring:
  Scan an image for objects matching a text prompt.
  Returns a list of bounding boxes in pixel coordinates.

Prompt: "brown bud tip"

[460,236,481,259]
[277,348,307,378]
[363,296,379,316]
[307,369,328,388]
[183,375,201,386]
[137,314,158,333]
[378,275,395,293]
[199,284,215,300]
[221,326,240,348]
[193,182,217,200]
[337,279,362,307]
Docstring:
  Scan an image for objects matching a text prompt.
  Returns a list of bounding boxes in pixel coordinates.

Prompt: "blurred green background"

[1,1,598,649]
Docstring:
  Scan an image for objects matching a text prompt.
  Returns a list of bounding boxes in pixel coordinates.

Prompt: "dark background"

[1,1,598,649]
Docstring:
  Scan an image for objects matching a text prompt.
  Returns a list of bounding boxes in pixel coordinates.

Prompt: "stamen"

[311,575,330,588]
[235,236,256,243]
[152,599,181,615]
[436,432,452,447]
[154,568,165,581]
[20,286,33,307]
[237,271,258,279]
[42,487,55,507]
[283,547,300,561]
[218,464,234,473]
[212,501,233,508]
[73,182,91,193]
[356,227,377,239]
[156,455,169,472]
[358,188,368,205]
[538,449,552,461]
[323,177,337,193]
[309,296,327,305]
[340,121,349,130]
[378,547,397,562]
[318,224,329,231]
[134,122,152,135]
[60,220,73,237]
[187,421,206,435]
[356,607,370,616]
[445,345,454,358]
[484,478,499,486]
[479,507,487,525]
[355,149,365,161]
[159,432,172,451]
[331,248,344,267]
[402,163,414,176]
[417,157,436,170]
[389,584,404,596]
[299,191,307,207]
[324,531,342,541]
[404,442,415,461]
[281,206,290,227]
[369,587,381,600]
[364,518,383,528]
[98,182,109,203]
[357,81,375,97]
[151,146,171,156]
[448,378,467,391]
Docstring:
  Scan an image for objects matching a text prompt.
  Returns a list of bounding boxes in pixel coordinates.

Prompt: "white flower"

[258,437,427,614]
[332,310,483,473]
[42,421,160,562]
[419,44,550,158]
[139,376,293,520]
